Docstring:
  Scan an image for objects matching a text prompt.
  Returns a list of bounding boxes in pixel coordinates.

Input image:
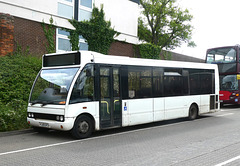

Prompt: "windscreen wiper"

[41,101,55,106]
[31,100,41,106]
[31,101,54,106]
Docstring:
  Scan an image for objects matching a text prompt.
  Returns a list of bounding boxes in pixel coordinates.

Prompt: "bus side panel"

[164,96,199,120]
[199,95,210,114]
[153,98,165,122]
[66,101,99,130]
[126,98,154,126]
[122,100,129,127]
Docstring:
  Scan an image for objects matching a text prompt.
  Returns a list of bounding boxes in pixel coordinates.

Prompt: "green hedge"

[138,43,161,59]
[0,53,41,131]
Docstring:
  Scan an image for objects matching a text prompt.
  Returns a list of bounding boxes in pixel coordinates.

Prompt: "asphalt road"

[1,105,240,166]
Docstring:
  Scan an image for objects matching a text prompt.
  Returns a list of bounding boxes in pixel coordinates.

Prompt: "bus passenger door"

[99,66,122,129]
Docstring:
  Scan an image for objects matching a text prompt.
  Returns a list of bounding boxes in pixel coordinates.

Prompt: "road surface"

[1,105,240,166]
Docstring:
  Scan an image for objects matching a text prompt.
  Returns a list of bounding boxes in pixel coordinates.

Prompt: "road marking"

[215,113,234,117]
[0,119,200,156]
[0,112,232,157]
[215,155,240,166]
[0,140,82,156]
[220,109,233,112]
[0,120,190,156]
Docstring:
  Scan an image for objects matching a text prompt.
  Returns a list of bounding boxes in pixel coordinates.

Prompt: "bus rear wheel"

[71,115,93,139]
[188,104,198,120]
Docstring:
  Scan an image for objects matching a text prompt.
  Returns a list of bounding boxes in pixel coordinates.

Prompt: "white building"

[0,0,140,56]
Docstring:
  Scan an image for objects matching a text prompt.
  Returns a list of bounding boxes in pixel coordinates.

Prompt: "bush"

[0,100,28,131]
[138,43,161,59]
[0,53,41,131]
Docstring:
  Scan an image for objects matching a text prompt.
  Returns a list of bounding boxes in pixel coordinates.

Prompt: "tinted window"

[121,66,215,99]
[189,69,215,95]
[70,64,95,103]
[163,68,184,96]
[153,68,164,97]
[128,67,152,98]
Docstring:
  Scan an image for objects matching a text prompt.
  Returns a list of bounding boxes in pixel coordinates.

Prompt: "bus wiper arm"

[31,100,42,106]
[31,101,54,106]
[41,101,54,106]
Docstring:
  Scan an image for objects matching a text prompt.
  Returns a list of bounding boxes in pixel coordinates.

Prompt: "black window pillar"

[74,0,79,20]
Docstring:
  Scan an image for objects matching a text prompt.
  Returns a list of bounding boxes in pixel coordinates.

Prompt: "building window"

[58,2,73,19]
[57,29,89,52]
[80,0,92,8]
[58,38,71,51]
[57,29,71,52]
[78,0,92,21]
[80,42,88,50]
[79,9,92,21]
[56,0,92,52]
[58,29,70,36]
[57,0,74,19]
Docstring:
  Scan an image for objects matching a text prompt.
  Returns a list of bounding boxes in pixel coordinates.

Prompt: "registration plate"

[39,122,49,128]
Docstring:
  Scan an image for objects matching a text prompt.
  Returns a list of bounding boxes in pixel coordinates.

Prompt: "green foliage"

[68,5,119,54]
[138,43,161,59]
[139,0,195,50]
[0,100,28,131]
[162,50,172,60]
[0,51,42,131]
[68,29,80,51]
[42,16,56,53]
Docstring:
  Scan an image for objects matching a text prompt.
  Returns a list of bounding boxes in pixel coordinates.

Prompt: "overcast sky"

[173,0,240,59]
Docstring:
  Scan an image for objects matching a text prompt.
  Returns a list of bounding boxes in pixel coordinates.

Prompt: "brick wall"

[14,17,54,56]
[108,41,135,57]
[0,13,14,56]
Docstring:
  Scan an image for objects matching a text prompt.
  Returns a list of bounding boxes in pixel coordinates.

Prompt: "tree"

[69,5,119,54]
[138,0,196,50]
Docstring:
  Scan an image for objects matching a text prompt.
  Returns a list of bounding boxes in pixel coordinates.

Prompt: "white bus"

[27,51,220,139]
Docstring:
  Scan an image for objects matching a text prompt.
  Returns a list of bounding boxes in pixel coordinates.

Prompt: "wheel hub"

[78,121,89,133]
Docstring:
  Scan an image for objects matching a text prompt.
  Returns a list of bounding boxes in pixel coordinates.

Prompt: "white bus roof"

[43,51,218,70]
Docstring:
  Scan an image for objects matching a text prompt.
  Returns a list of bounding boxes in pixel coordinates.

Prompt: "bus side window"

[163,68,184,96]
[189,69,214,95]
[128,67,152,98]
[70,64,95,104]
[153,68,164,97]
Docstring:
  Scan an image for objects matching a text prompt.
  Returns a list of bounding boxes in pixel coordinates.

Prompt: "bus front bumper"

[27,117,75,131]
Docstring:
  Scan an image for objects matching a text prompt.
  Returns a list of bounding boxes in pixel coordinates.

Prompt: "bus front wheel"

[71,115,93,139]
[188,104,198,120]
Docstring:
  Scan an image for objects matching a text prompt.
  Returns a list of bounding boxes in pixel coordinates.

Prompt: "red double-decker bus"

[206,45,240,106]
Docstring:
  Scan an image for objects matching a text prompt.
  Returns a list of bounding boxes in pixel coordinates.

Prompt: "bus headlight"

[28,113,34,118]
[60,116,64,122]
[56,115,64,122]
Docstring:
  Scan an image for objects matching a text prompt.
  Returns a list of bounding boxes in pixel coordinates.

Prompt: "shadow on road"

[221,104,240,109]
[2,115,213,140]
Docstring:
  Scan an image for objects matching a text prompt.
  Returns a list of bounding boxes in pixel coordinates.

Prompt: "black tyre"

[71,115,94,139]
[220,103,224,108]
[188,104,198,120]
